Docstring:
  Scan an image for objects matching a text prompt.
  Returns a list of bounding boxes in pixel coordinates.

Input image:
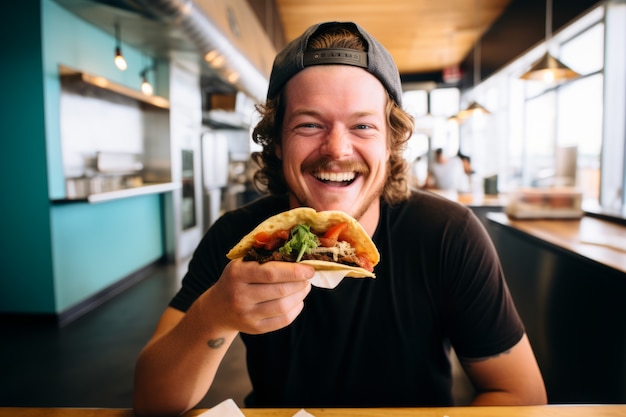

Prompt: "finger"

[253,301,305,334]
[244,283,311,334]
[236,259,315,284]
[217,273,309,322]
[248,278,310,302]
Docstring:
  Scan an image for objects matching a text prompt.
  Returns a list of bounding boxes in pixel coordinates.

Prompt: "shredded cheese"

[310,240,355,261]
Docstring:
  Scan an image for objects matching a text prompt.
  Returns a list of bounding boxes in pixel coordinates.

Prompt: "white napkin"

[292,409,316,417]
[198,399,316,417]
[579,235,626,253]
[196,399,246,417]
[308,269,353,289]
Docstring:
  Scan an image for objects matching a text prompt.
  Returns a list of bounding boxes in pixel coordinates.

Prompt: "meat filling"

[243,246,365,269]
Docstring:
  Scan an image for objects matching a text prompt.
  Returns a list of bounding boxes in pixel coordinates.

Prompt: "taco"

[226,207,379,278]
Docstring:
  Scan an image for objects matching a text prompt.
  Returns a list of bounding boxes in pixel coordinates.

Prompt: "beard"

[290,183,383,222]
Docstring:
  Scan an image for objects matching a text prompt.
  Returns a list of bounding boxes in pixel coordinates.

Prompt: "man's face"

[278,65,390,223]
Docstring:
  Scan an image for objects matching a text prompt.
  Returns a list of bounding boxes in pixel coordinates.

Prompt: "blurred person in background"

[424,148,466,191]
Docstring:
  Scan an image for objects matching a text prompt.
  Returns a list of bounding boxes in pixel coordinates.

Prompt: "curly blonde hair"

[251,26,415,205]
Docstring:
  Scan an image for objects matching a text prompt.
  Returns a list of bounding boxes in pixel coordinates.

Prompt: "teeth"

[316,171,356,182]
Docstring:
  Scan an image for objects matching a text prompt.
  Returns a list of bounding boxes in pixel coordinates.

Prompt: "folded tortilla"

[226,207,379,278]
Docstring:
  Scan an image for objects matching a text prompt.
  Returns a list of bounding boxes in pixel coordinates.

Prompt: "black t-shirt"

[170,191,524,408]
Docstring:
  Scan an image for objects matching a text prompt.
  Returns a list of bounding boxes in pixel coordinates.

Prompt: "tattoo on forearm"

[208,337,225,349]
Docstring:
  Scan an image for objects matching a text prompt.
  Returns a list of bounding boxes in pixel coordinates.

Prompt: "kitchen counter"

[51,182,180,204]
[427,190,508,227]
[429,189,507,207]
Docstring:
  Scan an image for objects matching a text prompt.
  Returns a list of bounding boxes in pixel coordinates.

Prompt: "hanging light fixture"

[140,60,157,96]
[456,101,490,120]
[456,0,490,121]
[114,22,128,71]
[140,67,154,95]
[520,0,580,82]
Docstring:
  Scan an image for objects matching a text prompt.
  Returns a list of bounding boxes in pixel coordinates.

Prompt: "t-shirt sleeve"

[441,208,525,359]
[168,216,233,312]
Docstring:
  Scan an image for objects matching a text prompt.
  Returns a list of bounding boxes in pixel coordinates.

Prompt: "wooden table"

[2,406,626,417]
[485,212,626,404]
[487,212,626,274]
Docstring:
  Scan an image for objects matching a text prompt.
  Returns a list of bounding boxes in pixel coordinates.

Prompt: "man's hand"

[199,258,314,335]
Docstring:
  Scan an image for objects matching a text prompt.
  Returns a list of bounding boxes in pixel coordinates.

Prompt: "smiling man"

[279,63,389,232]
[133,22,547,417]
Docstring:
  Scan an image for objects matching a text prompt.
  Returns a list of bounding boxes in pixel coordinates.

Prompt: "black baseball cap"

[266,21,403,106]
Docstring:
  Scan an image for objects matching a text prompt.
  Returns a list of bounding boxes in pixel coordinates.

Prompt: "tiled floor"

[0,261,474,409]
[0,262,252,409]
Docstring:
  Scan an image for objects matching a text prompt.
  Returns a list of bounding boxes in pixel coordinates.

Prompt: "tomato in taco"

[226,208,379,278]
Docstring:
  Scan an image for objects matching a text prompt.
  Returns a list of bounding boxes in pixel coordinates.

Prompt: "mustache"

[302,158,370,174]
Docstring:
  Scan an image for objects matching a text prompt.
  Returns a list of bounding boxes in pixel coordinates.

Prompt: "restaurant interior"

[1,0,625,414]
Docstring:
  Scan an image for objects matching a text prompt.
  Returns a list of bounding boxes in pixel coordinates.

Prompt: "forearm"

[133,259,312,416]
[133,304,238,416]
[463,335,548,407]
[470,388,547,406]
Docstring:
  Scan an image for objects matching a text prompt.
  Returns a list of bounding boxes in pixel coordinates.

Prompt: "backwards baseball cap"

[266,21,403,106]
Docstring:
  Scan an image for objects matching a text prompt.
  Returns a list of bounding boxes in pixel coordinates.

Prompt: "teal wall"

[50,196,164,311]
[0,0,55,313]
[0,0,170,315]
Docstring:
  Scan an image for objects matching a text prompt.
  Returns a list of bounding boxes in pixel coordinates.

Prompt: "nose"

[321,125,352,158]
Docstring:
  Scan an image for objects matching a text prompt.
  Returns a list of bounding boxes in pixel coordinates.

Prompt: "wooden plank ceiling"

[275,0,511,78]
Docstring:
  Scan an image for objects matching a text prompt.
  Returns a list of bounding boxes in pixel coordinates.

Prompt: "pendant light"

[520,0,580,82]
[456,0,490,121]
[140,68,154,95]
[114,22,128,71]
[141,75,153,96]
[140,60,156,96]
[456,101,490,120]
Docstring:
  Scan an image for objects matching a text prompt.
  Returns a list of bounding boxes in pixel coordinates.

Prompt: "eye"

[298,123,320,129]
[352,123,379,138]
[292,122,324,136]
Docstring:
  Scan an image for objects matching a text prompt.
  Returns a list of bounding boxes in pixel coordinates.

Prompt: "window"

[601,1,626,216]
[463,3,624,216]
[429,88,459,117]
[524,91,556,187]
[557,73,603,199]
[403,88,461,188]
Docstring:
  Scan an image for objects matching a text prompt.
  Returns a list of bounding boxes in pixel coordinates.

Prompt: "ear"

[275,145,283,160]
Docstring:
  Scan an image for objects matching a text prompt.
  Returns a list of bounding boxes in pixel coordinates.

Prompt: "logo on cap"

[303,48,368,69]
